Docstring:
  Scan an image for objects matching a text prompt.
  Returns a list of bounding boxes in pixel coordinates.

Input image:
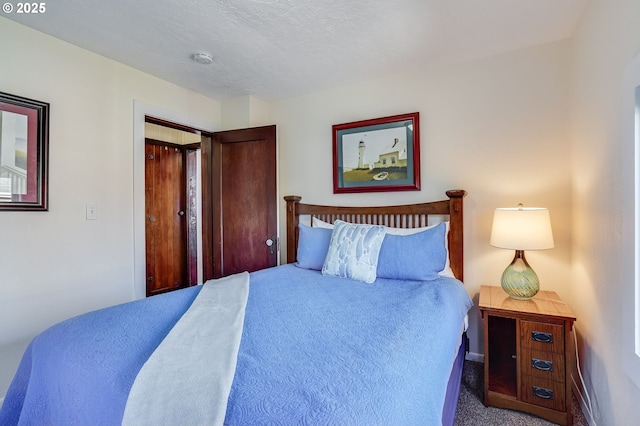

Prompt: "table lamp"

[490,204,554,299]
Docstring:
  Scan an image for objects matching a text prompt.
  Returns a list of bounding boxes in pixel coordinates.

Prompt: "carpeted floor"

[454,361,589,425]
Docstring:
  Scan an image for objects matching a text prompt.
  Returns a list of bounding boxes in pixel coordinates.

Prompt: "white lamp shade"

[490,207,554,250]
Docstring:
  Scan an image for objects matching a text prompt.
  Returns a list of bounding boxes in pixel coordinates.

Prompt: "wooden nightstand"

[479,285,576,425]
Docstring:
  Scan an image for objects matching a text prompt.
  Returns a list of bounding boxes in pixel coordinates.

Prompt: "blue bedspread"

[0,286,201,426]
[0,264,472,425]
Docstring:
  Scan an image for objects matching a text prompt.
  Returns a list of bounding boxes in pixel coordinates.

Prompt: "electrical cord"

[571,327,597,425]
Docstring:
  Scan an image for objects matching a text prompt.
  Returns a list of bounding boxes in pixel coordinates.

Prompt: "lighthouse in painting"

[358,140,366,169]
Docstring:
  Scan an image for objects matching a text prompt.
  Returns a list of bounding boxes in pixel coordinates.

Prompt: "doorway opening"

[144,117,202,296]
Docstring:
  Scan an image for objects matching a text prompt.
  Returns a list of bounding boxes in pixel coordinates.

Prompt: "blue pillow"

[321,220,386,284]
[376,222,447,281]
[295,224,333,270]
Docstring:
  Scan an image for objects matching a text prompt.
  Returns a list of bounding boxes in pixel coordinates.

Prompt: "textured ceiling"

[4,0,588,101]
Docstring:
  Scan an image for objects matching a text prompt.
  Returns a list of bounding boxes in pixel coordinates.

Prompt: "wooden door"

[202,125,277,279]
[145,141,187,295]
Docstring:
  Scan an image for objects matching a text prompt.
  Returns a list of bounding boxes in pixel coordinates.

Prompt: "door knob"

[265,237,277,254]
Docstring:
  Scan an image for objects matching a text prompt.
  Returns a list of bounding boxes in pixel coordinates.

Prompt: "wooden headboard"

[284,190,467,281]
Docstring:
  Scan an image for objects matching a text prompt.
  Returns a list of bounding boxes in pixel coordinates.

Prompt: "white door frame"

[132,101,215,300]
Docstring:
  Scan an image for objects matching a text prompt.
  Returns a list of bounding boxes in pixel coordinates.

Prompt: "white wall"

[221,95,271,129]
[568,0,640,424]
[0,18,220,395]
[272,40,574,361]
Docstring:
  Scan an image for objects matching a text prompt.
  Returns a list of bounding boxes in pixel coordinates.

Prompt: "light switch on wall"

[86,204,97,220]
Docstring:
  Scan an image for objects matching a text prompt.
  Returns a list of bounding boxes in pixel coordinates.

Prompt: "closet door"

[202,125,277,279]
[145,141,187,295]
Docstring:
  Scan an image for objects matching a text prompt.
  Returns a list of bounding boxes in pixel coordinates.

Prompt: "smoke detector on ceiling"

[192,53,213,65]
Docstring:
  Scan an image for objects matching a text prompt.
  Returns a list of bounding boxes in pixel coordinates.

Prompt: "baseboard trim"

[466,351,484,363]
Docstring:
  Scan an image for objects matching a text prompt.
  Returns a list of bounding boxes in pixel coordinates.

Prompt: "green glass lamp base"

[500,250,539,300]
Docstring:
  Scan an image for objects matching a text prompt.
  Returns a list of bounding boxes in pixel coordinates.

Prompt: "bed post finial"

[446,189,466,199]
[284,196,302,264]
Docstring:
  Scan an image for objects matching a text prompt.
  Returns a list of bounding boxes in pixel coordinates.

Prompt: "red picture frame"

[332,112,420,193]
[0,91,49,211]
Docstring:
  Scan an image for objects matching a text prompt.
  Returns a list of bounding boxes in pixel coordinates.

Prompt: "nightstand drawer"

[520,320,564,353]
[521,375,565,411]
[520,348,565,382]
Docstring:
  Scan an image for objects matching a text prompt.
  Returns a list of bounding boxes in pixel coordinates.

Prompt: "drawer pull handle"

[532,386,554,400]
[532,358,553,371]
[531,331,553,343]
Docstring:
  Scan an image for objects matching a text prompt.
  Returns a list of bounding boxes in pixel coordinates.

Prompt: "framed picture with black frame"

[332,112,420,194]
[0,91,49,211]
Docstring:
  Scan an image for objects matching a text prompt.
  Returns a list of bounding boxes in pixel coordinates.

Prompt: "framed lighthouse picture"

[332,112,420,193]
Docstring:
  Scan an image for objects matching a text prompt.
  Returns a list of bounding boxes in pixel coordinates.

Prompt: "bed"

[0,190,472,426]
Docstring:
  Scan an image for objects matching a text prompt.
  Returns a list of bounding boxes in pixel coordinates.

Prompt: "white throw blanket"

[122,272,250,426]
